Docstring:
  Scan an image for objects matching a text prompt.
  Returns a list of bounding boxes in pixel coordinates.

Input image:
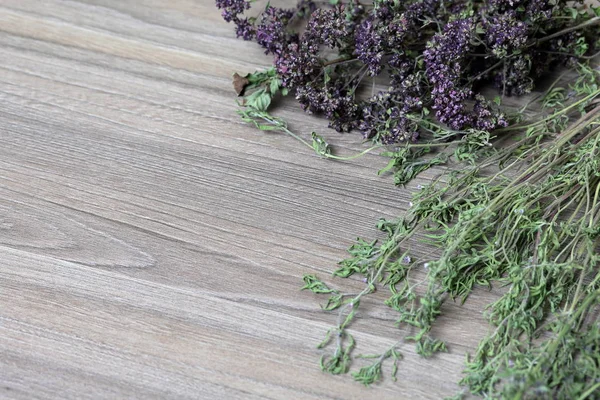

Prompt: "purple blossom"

[473,95,508,131]
[484,11,528,57]
[216,0,598,148]
[256,6,297,55]
[424,18,475,130]
[275,42,320,89]
[234,17,255,41]
[373,0,395,22]
[306,7,350,48]
[425,17,508,130]
[359,89,421,143]
[296,78,360,132]
[215,0,250,23]
[276,5,350,89]
[355,3,427,77]
[355,16,383,76]
[525,0,553,20]
[494,54,535,96]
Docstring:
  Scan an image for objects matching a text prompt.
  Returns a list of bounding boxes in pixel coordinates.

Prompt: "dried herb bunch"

[217,0,600,398]
[219,0,600,144]
[300,63,600,398]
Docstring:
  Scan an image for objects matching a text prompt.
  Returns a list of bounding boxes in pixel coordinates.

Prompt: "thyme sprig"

[304,67,600,397]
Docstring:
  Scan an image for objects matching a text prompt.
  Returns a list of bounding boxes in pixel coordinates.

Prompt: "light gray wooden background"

[0,1,497,398]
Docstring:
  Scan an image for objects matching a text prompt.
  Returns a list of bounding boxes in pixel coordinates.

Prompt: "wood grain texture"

[0,1,498,398]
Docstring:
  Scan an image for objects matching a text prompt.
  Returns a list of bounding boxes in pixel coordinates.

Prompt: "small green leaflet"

[312,132,332,156]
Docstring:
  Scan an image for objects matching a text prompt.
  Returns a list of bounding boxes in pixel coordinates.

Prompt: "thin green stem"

[577,382,600,400]
[533,17,600,46]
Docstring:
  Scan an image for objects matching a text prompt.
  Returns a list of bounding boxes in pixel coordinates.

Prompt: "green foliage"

[319,331,355,375]
[303,63,600,398]
[300,275,346,310]
[352,358,384,386]
[235,67,287,111]
[352,347,403,386]
[415,336,448,358]
[379,146,449,186]
[236,70,382,161]
[334,238,379,278]
[301,274,337,294]
[311,132,332,157]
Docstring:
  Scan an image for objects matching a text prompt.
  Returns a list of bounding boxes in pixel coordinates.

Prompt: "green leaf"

[352,360,383,386]
[301,274,337,294]
[237,108,287,132]
[254,92,272,111]
[317,328,334,349]
[340,300,359,329]
[475,22,485,35]
[323,293,344,310]
[324,67,332,85]
[311,132,331,156]
[269,78,280,95]
[567,7,578,19]
[378,157,397,176]
[320,332,355,375]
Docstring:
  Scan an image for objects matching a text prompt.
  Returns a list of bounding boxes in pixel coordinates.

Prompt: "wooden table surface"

[0,1,496,398]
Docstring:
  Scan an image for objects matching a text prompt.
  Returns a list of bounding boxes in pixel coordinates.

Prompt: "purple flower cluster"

[217,0,316,46]
[297,77,360,132]
[256,6,297,55]
[218,0,600,143]
[425,17,508,131]
[354,16,383,76]
[494,54,535,96]
[276,5,352,88]
[215,0,250,22]
[479,0,584,96]
[270,5,360,131]
[359,90,421,143]
[525,0,553,20]
[424,17,473,83]
[484,11,528,57]
[216,0,255,40]
[424,18,476,130]
[275,42,318,88]
[234,17,255,41]
[306,7,351,48]
[473,95,508,131]
[487,0,552,21]
[372,0,398,22]
[355,2,428,76]
[356,47,428,142]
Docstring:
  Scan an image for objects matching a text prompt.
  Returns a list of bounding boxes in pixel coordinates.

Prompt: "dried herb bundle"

[219,0,600,143]
[216,0,600,398]
[303,64,600,398]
